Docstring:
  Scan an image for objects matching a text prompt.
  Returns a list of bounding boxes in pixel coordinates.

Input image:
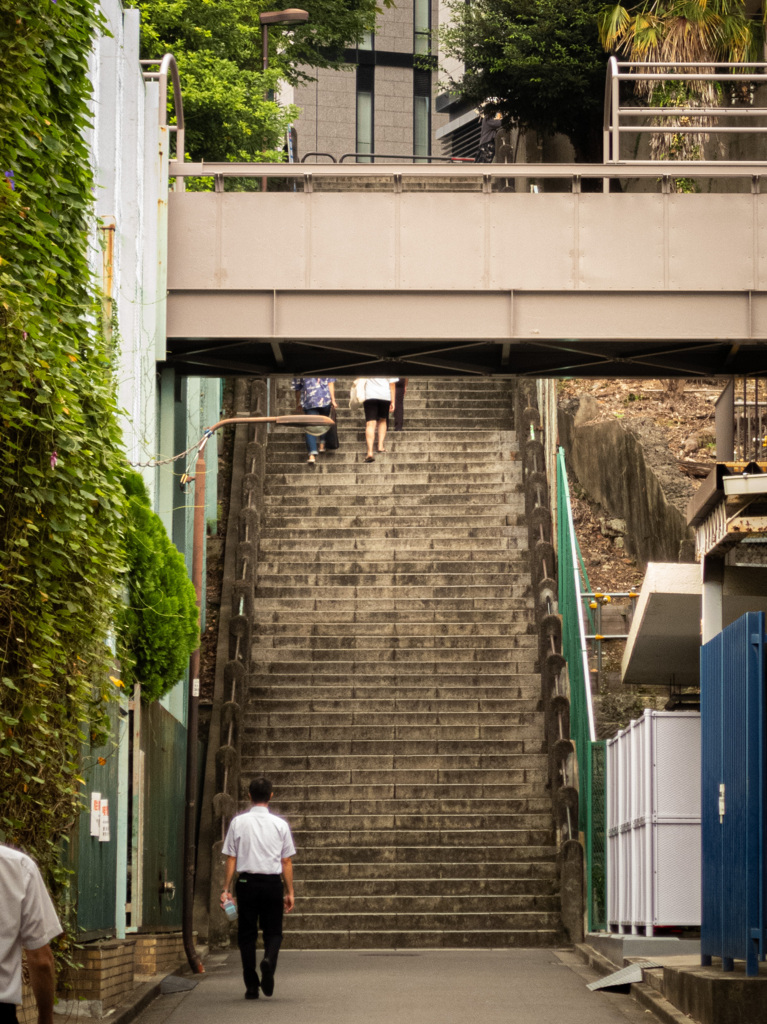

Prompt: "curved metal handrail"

[338,152,475,163]
[141,54,185,164]
[300,152,338,163]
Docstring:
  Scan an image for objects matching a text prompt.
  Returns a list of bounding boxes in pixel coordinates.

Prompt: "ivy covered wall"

[0,0,127,895]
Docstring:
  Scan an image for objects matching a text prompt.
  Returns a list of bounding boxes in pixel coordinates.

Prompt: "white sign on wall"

[90,793,101,837]
[99,798,110,843]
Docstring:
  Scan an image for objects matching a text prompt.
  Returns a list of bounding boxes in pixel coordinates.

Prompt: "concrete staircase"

[243,378,562,948]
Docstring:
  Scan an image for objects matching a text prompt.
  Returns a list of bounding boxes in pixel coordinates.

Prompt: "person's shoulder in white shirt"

[0,844,62,1006]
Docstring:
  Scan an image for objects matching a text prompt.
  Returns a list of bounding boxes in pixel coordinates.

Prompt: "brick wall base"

[133,933,186,976]
[18,932,189,1020]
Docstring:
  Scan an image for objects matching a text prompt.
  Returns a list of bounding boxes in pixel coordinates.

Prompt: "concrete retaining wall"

[558,401,694,569]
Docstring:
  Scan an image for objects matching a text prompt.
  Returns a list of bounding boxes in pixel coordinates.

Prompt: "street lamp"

[258,8,310,192]
[182,413,331,974]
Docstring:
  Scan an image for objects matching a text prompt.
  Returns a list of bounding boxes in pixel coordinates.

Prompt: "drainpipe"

[183,452,206,975]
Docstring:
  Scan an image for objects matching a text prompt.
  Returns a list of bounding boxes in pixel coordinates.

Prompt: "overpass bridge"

[148,53,767,379]
[166,162,767,379]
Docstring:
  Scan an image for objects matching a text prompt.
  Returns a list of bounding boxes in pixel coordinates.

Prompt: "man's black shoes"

[259,959,275,997]
[245,987,259,1000]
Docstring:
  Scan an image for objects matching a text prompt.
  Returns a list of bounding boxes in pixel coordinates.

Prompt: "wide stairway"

[243,378,562,948]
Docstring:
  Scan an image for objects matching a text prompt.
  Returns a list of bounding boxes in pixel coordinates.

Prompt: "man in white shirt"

[0,844,63,1024]
[220,777,296,1000]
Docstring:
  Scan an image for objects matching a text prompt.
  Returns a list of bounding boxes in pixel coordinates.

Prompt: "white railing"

[603,56,767,165]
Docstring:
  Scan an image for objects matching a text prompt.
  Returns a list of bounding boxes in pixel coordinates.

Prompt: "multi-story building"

[291,0,447,162]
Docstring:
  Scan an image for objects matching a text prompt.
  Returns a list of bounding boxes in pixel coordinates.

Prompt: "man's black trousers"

[235,873,284,991]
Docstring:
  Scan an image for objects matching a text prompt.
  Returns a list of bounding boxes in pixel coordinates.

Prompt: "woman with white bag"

[351,378,398,463]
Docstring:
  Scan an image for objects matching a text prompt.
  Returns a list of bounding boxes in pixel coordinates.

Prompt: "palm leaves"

[599,0,761,64]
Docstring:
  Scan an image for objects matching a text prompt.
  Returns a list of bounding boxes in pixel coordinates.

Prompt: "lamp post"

[258,8,309,192]
[182,413,332,974]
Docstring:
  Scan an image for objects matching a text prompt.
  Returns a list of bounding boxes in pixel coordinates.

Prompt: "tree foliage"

[120,472,199,703]
[440,0,609,161]
[0,0,126,893]
[129,0,389,162]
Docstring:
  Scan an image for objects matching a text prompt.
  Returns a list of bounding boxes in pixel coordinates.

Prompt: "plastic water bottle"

[222,897,237,922]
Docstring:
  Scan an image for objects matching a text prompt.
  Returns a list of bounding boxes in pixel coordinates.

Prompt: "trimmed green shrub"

[120,471,199,702]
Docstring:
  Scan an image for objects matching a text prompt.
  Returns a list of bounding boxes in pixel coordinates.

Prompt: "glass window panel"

[414,94,430,160]
[359,30,374,50]
[357,91,373,162]
[414,0,430,53]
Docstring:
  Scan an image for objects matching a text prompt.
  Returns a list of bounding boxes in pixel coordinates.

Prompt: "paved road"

[135,948,661,1024]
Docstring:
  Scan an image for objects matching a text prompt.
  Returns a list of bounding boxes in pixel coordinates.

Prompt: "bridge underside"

[166,190,767,378]
[164,333,764,378]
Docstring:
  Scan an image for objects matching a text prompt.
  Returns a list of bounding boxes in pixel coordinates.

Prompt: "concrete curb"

[106,979,164,1024]
[574,943,693,1024]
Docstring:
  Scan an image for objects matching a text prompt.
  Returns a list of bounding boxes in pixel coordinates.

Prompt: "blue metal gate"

[700,611,767,975]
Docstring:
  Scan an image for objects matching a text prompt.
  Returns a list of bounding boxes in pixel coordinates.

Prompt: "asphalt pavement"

[132,947,665,1024]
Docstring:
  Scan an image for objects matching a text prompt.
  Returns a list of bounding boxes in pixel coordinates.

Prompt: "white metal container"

[607,710,701,934]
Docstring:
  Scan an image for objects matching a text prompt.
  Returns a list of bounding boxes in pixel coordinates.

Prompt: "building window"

[359,30,374,51]
[413,69,430,160]
[357,65,374,161]
[414,0,430,55]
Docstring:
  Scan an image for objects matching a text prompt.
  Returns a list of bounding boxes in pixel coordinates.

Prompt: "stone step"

[280,928,562,950]
[291,893,560,914]
[289,908,561,932]
[267,453,517,469]
[271,783,548,802]
[260,526,521,540]
[242,749,547,768]
[256,556,525,572]
[267,437,517,452]
[286,841,555,862]
[263,471,516,487]
[244,713,543,730]
[252,627,534,645]
[254,588,532,603]
[252,609,531,624]
[253,593,528,606]
[270,797,550,816]
[261,494,518,510]
[250,645,536,662]
[244,739,543,759]
[243,717,541,736]
[272,812,553,832]
[257,537,527,552]
[253,620,532,638]
[265,459,517,476]
[238,768,547,787]
[294,859,554,881]
[247,688,540,705]
[275,380,514,394]
[255,572,529,591]
[297,876,557,896]
[263,482,521,497]
[290,827,554,848]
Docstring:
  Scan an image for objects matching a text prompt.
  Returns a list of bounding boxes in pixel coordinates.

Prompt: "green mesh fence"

[557,447,606,932]
[587,740,607,932]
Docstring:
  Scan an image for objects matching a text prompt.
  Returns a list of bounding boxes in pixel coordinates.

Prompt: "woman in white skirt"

[360,378,398,462]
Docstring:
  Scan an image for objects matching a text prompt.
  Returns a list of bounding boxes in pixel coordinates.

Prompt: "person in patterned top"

[291,377,337,464]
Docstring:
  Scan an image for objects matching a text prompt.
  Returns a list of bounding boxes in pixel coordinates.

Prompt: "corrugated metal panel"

[140,700,186,929]
[71,701,121,937]
[701,611,766,975]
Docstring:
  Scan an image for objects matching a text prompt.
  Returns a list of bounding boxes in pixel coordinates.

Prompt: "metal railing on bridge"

[604,57,767,166]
